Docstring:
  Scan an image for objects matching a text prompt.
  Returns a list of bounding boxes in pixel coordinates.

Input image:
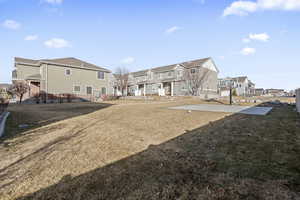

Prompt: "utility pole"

[229,80,233,105]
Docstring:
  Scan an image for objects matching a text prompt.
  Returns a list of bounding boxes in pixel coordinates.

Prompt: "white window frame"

[101,87,107,95]
[73,85,81,93]
[86,86,93,95]
[65,68,71,76]
[97,71,105,80]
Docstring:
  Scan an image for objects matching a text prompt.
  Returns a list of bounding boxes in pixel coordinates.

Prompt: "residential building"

[265,89,285,97]
[112,57,219,98]
[13,57,112,101]
[218,76,255,97]
[0,84,11,92]
[254,88,265,96]
[0,84,12,99]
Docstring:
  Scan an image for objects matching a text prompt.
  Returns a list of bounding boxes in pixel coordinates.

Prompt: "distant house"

[0,84,11,92]
[254,88,265,96]
[13,57,112,101]
[0,84,12,99]
[265,89,285,97]
[218,76,255,97]
[112,57,219,98]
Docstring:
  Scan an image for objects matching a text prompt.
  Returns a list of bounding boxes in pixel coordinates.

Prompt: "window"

[74,86,80,92]
[97,71,104,79]
[168,71,172,77]
[86,86,92,95]
[101,87,106,95]
[65,69,71,76]
[191,69,196,74]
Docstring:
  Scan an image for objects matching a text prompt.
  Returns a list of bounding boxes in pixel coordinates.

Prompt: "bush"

[232,89,237,96]
[33,93,41,104]
[101,95,120,101]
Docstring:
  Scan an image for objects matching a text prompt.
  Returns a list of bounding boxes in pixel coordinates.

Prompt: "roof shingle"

[15,57,111,72]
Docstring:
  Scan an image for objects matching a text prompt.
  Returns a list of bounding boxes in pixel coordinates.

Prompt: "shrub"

[33,93,41,104]
[101,95,120,101]
[47,93,56,103]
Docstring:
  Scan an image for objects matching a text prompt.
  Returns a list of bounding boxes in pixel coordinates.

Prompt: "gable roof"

[15,57,111,72]
[132,69,149,77]
[151,57,212,72]
[0,84,11,89]
[232,76,248,82]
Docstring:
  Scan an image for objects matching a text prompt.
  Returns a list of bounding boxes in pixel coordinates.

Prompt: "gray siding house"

[13,57,112,100]
[218,76,255,97]
[113,57,219,98]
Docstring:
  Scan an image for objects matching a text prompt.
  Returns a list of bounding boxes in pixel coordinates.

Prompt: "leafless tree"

[115,67,129,96]
[8,82,30,103]
[184,67,210,96]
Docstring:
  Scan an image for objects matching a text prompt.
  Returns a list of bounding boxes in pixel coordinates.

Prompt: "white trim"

[97,71,105,80]
[86,85,93,95]
[73,85,81,94]
[101,87,107,95]
[65,68,71,76]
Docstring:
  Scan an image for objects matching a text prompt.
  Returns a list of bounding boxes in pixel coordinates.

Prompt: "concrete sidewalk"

[169,104,273,116]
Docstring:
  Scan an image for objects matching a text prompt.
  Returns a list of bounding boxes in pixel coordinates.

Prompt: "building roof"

[0,84,11,89]
[255,88,264,91]
[15,57,40,65]
[132,69,149,77]
[15,57,111,72]
[151,57,211,72]
[232,76,248,82]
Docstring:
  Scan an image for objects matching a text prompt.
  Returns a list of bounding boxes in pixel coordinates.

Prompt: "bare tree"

[184,67,210,96]
[114,67,129,96]
[8,82,30,103]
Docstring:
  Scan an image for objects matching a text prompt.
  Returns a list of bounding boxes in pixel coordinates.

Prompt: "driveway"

[169,104,273,115]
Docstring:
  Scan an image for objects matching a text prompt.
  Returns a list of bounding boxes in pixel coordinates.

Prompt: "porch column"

[160,83,163,96]
[136,85,139,96]
[171,81,174,97]
[144,84,146,96]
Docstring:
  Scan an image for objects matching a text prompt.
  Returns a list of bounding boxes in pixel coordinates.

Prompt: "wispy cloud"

[243,33,270,43]
[44,38,70,48]
[192,0,205,4]
[43,0,63,4]
[24,35,38,41]
[223,0,300,17]
[165,26,182,35]
[2,20,21,30]
[121,57,135,64]
[241,47,256,55]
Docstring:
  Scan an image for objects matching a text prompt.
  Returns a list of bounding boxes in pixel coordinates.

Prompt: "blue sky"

[0,0,299,90]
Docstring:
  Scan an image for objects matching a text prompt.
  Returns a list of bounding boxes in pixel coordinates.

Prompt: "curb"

[0,112,10,137]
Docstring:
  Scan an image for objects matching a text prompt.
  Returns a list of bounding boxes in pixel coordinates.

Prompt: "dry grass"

[0,98,299,199]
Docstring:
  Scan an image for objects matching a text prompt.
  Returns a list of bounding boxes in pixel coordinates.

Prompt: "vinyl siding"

[46,64,111,95]
[15,64,40,80]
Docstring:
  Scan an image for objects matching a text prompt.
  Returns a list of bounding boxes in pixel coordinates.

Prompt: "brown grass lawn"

[0,98,299,199]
